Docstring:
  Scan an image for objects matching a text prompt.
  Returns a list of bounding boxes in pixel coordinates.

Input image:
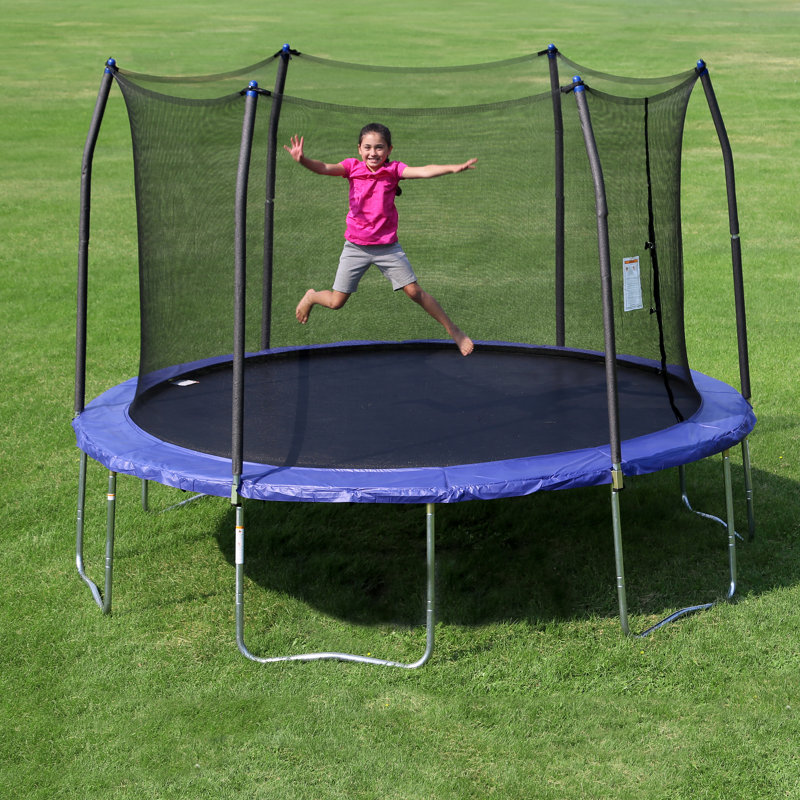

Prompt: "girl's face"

[358,132,392,171]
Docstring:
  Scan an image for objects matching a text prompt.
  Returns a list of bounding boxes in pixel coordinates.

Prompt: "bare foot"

[296,289,315,323]
[453,329,474,356]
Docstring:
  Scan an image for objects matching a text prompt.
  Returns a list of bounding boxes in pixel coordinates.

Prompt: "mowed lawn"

[1,1,798,798]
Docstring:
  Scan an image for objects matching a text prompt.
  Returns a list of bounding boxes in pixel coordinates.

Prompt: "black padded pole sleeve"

[75,62,115,416]
[233,85,259,482]
[698,64,751,401]
[261,45,291,350]
[572,80,622,470]
[547,47,566,347]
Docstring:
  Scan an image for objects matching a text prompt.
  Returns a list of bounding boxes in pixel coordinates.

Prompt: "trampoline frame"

[74,47,755,667]
[75,448,743,667]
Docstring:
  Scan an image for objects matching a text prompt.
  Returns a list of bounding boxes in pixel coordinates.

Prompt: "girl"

[284,123,476,356]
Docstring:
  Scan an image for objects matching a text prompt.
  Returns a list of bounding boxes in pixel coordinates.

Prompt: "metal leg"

[141,477,208,514]
[632,451,738,636]
[722,449,737,600]
[610,484,630,636]
[103,471,117,614]
[741,436,755,540]
[75,453,116,615]
[161,492,209,513]
[680,464,742,540]
[236,502,436,668]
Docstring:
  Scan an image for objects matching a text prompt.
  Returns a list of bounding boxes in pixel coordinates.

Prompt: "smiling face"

[358,131,392,172]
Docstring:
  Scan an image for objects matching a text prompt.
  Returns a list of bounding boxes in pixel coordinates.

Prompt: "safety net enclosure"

[74,46,755,665]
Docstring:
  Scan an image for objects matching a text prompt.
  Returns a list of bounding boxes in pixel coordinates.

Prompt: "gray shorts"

[332,241,418,294]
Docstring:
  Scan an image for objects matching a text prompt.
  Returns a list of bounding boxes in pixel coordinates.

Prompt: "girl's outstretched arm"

[402,158,477,180]
[283,135,346,176]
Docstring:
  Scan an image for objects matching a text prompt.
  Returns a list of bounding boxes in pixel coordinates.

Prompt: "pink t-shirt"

[340,158,407,245]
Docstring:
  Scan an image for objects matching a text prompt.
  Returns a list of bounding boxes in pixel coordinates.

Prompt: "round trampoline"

[73,341,754,504]
[73,48,756,667]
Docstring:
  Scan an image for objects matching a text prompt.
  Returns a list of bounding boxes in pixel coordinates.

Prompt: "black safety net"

[111,50,702,437]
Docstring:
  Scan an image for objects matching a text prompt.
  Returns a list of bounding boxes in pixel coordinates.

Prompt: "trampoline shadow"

[211,461,788,630]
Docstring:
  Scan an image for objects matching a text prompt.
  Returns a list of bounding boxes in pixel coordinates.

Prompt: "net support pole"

[75,60,118,615]
[696,62,750,402]
[547,45,566,346]
[571,78,622,469]
[75,59,116,417]
[261,44,292,350]
[232,82,260,497]
[571,75,629,630]
[697,60,755,539]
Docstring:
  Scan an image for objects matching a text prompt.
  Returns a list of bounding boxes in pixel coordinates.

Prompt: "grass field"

[2,1,799,798]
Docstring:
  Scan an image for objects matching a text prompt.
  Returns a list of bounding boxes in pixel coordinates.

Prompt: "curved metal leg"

[614,451,738,637]
[682,436,755,543]
[75,453,116,615]
[680,464,743,542]
[235,502,436,668]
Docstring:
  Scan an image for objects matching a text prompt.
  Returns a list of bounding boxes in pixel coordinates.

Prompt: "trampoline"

[74,46,755,667]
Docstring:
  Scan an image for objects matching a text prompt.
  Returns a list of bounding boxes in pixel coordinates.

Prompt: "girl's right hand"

[283,134,305,162]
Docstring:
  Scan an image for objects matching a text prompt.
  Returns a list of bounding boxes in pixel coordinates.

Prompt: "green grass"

[2,1,800,798]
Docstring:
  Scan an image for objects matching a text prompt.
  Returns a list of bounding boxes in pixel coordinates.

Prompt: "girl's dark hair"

[358,122,392,147]
[358,123,402,196]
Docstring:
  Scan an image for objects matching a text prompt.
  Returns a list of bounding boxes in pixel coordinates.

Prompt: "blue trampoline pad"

[73,341,755,503]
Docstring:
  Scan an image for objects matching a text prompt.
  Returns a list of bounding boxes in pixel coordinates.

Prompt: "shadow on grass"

[208,456,797,630]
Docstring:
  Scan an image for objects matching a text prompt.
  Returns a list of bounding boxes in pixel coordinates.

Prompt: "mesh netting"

[113,51,700,419]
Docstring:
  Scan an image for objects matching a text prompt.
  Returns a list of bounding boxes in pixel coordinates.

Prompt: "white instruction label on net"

[623,256,643,311]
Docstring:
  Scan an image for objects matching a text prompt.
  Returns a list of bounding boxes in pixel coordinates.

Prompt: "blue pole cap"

[247,80,258,96]
[105,57,116,72]
[547,43,557,58]
[282,43,290,53]
[572,75,585,92]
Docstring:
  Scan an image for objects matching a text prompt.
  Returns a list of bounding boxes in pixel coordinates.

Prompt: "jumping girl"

[284,123,476,356]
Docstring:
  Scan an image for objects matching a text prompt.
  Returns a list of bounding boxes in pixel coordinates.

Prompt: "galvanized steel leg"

[636,451,738,636]
[722,449,737,600]
[75,453,115,615]
[680,459,744,542]
[741,436,755,540]
[610,484,630,636]
[141,477,207,514]
[236,502,436,668]
[103,471,117,613]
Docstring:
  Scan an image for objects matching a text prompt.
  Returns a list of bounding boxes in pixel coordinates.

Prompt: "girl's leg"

[402,282,474,356]
[296,289,350,323]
